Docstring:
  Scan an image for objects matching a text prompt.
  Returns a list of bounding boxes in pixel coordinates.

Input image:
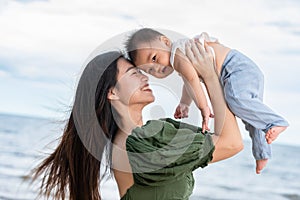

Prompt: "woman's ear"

[107,88,119,100]
[160,36,171,47]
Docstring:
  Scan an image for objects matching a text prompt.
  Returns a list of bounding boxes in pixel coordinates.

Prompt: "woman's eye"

[152,55,156,62]
[133,68,142,75]
[137,69,143,74]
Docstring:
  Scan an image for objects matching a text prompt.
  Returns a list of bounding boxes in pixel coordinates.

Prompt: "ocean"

[0,113,299,200]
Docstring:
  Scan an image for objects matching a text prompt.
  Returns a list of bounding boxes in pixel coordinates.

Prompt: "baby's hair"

[125,28,164,63]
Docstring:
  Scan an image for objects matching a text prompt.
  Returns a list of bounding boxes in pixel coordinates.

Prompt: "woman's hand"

[185,40,216,81]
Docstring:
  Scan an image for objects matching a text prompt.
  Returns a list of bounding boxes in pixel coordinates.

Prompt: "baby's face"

[134,39,173,78]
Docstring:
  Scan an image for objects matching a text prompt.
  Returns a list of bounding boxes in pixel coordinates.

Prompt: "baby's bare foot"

[256,159,268,174]
[265,126,287,144]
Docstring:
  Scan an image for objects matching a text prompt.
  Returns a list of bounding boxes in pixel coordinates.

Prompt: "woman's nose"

[141,73,149,82]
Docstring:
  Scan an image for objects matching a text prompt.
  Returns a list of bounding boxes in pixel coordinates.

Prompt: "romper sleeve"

[126,118,215,186]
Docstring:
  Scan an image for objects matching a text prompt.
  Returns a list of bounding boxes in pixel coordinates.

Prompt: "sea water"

[0,113,299,200]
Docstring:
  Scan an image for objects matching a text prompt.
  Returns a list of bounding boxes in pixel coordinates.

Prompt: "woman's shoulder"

[126,118,207,154]
[133,118,202,134]
[131,119,171,138]
[129,118,196,143]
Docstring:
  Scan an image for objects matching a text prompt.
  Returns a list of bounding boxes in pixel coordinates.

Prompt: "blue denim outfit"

[220,50,289,160]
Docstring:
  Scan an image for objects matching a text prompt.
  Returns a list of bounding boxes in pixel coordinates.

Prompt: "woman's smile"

[141,84,152,92]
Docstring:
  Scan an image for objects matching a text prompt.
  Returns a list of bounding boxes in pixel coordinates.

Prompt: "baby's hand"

[174,103,190,119]
[200,106,214,133]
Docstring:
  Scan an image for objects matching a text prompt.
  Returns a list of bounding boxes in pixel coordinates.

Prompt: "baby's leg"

[223,72,289,143]
[244,121,271,174]
[221,50,289,143]
[265,126,287,144]
[227,93,288,143]
[256,159,268,174]
[225,90,288,142]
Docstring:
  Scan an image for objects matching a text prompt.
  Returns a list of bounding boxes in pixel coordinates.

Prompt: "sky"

[0,0,299,145]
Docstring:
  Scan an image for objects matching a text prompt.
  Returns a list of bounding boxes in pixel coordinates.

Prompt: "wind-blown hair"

[31,51,123,200]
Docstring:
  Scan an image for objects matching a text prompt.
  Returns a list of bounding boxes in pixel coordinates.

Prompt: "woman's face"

[114,57,155,106]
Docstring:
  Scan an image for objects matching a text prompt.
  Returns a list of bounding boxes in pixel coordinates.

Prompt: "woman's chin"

[130,92,155,106]
[144,95,155,105]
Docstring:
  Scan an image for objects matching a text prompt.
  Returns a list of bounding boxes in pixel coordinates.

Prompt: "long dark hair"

[32,51,123,200]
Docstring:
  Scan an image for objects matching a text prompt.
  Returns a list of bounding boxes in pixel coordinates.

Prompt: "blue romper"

[220,50,289,159]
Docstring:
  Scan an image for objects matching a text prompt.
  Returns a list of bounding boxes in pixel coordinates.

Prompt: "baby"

[126,29,214,133]
[125,28,289,174]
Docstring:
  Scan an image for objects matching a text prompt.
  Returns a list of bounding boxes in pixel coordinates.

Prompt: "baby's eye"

[152,55,156,62]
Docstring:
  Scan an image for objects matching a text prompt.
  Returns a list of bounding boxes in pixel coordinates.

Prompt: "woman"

[32,41,243,200]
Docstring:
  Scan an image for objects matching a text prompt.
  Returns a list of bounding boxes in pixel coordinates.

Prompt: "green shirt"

[121,118,215,200]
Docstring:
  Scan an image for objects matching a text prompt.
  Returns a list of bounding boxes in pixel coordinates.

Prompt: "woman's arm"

[185,41,243,162]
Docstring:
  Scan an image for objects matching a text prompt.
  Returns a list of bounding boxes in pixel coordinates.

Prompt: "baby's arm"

[174,53,213,132]
[174,85,192,119]
[180,84,193,105]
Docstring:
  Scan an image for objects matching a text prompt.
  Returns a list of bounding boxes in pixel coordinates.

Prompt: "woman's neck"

[117,104,144,135]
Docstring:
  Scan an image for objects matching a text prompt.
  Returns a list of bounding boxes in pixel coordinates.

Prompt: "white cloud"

[1,0,300,62]
[0,70,10,78]
[0,0,299,146]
